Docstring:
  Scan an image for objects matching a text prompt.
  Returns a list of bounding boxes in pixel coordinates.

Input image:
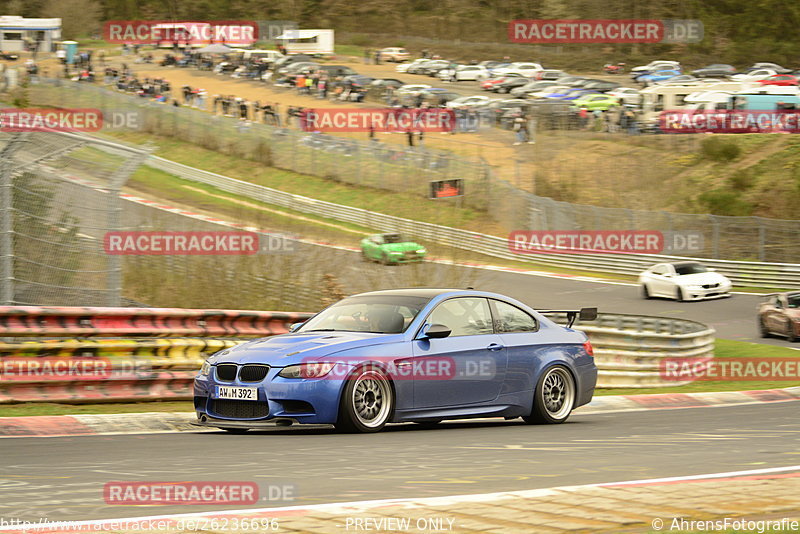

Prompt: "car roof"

[348,288,510,300]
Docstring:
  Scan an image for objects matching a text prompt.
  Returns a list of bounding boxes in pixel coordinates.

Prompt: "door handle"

[486,343,504,351]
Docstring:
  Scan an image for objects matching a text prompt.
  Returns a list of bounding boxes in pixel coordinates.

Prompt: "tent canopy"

[196,43,232,54]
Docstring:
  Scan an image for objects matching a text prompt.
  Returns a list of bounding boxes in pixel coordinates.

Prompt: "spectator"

[374,50,381,65]
[512,113,528,145]
[364,48,371,64]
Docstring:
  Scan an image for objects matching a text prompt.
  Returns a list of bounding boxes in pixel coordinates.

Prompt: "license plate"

[216,386,258,401]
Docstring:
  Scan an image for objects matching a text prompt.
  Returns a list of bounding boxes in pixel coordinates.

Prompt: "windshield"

[787,294,800,308]
[674,263,709,275]
[297,295,431,334]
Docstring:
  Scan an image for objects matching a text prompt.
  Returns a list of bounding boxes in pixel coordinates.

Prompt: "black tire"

[381,252,392,266]
[787,321,798,342]
[361,249,370,262]
[523,365,576,424]
[676,287,685,302]
[759,318,771,338]
[335,366,394,433]
[642,284,652,299]
[223,428,249,434]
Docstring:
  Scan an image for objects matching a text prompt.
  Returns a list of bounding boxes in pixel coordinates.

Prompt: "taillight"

[583,340,594,358]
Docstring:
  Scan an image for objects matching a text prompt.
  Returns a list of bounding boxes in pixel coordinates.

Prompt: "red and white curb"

[0,465,798,533]
[2,387,798,439]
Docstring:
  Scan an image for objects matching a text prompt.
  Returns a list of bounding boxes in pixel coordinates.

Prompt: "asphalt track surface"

[1,401,798,521]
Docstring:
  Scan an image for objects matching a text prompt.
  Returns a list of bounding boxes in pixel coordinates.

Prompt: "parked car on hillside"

[631,60,680,76]
[481,73,524,90]
[731,68,777,82]
[509,80,557,97]
[438,65,490,82]
[758,74,799,86]
[492,62,544,77]
[571,93,620,111]
[493,77,531,94]
[397,58,427,73]
[637,70,682,86]
[748,63,792,74]
[607,87,641,105]
[379,47,410,62]
[692,64,736,78]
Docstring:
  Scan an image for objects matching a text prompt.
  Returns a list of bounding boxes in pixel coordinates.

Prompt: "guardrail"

[145,155,800,289]
[0,307,713,403]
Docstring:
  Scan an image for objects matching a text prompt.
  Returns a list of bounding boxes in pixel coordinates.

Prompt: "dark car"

[272,54,314,71]
[193,288,598,433]
[748,63,792,74]
[418,60,451,75]
[758,292,800,342]
[493,77,531,94]
[371,78,407,88]
[316,65,357,77]
[692,64,736,78]
[343,75,375,89]
[580,80,621,92]
[509,80,557,97]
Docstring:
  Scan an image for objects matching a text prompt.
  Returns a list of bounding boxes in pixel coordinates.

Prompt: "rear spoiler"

[538,307,598,328]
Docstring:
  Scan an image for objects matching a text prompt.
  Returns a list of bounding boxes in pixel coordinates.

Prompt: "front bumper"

[682,287,732,301]
[193,367,346,426]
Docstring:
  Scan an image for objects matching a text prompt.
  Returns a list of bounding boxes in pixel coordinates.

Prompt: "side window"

[652,265,667,275]
[492,300,538,333]
[427,298,493,337]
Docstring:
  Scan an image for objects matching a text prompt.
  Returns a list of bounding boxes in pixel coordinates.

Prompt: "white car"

[445,95,493,108]
[492,62,544,78]
[396,59,426,73]
[438,65,490,82]
[638,262,732,301]
[607,87,641,105]
[379,47,410,62]
[528,85,570,99]
[731,69,777,82]
[396,84,432,95]
[631,60,680,74]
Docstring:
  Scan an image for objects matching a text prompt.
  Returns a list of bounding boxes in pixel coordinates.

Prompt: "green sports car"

[360,233,427,264]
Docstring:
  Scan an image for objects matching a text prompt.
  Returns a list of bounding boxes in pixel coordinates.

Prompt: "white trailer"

[640,81,755,121]
[274,29,334,57]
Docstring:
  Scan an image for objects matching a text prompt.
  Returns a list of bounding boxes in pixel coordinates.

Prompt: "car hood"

[675,272,730,286]
[210,332,401,366]
[381,242,423,252]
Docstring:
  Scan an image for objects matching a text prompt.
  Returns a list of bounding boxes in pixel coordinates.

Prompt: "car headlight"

[389,250,403,255]
[416,249,426,254]
[200,360,211,376]
[278,362,336,379]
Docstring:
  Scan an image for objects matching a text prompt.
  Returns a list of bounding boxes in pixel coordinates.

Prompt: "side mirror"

[579,308,598,321]
[288,322,305,333]
[421,323,451,339]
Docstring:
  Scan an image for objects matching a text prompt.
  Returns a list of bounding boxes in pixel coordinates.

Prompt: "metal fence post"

[711,215,720,259]
[106,147,151,306]
[0,133,28,305]
[758,218,766,262]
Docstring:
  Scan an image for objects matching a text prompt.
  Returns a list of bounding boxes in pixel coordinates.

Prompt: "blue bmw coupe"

[194,289,597,433]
